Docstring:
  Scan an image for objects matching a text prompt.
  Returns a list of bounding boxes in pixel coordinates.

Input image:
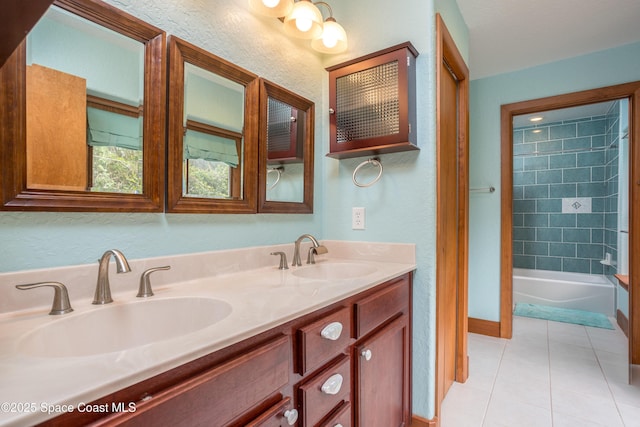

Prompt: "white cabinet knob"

[283,409,298,425]
[321,373,344,395]
[320,321,343,341]
[334,424,344,427]
[361,348,372,361]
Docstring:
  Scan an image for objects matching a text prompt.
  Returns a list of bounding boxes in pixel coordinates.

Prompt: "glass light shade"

[311,18,347,53]
[283,0,323,39]
[249,0,293,17]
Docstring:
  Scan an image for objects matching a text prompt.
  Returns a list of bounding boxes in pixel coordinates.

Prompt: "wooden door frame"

[435,13,469,421]
[500,81,640,367]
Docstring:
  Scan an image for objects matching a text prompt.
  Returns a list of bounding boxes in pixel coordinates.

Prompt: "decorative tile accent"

[562,197,591,214]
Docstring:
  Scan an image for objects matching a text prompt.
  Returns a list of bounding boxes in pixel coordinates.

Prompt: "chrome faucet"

[93,249,131,304]
[292,234,328,266]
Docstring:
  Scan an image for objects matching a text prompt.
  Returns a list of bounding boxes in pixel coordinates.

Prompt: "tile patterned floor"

[441,316,640,427]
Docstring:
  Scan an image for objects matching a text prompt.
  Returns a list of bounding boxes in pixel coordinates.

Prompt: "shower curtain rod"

[513,145,610,157]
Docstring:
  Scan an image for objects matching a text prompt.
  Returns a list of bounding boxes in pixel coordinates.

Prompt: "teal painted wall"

[469,41,640,321]
[1,0,325,272]
[322,1,467,419]
[0,0,471,420]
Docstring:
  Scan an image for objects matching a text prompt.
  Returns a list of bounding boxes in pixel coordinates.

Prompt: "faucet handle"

[16,282,73,315]
[307,245,328,264]
[137,266,170,298]
[270,252,289,270]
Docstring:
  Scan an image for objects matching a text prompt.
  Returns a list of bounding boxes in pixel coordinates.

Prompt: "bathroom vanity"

[0,241,415,426]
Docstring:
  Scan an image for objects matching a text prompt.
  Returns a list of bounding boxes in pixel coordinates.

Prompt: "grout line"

[546,320,556,427]
[586,325,627,425]
[480,337,508,427]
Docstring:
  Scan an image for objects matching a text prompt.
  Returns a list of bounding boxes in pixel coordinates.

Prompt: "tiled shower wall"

[513,111,619,275]
[604,101,621,277]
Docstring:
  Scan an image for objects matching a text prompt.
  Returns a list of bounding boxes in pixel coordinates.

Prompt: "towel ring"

[267,167,283,190]
[352,158,383,188]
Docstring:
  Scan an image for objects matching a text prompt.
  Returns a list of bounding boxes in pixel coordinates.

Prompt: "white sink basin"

[19,297,232,358]
[292,262,377,280]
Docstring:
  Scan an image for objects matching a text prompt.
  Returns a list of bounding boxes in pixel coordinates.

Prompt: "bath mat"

[513,303,614,329]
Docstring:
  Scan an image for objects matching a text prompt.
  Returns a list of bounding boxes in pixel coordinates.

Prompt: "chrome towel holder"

[352,158,383,187]
[267,166,284,190]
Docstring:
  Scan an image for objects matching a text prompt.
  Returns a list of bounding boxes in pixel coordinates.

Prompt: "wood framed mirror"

[166,36,259,213]
[258,79,314,214]
[0,0,166,212]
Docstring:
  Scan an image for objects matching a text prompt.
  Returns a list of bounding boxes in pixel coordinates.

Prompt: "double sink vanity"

[0,240,415,426]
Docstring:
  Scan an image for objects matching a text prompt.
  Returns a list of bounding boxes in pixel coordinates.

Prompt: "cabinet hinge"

[407,56,411,67]
[409,123,412,134]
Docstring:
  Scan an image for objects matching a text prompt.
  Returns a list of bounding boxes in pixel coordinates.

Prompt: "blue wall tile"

[514,113,613,274]
[550,123,577,139]
[549,242,577,257]
[549,183,577,198]
[524,214,549,227]
[524,242,549,255]
[536,256,562,271]
[578,119,607,136]
[537,199,562,213]
[537,170,563,184]
[524,156,549,171]
[563,228,591,243]
[524,185,549,199]
[549,213,576,227]
[537,227,563,242]
[563,258,591,274]
[563,167,592,183]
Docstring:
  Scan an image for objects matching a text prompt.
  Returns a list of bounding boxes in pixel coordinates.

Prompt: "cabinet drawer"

[298,355,351,427]
[246,397,295,427]
[319,401,351,427]
[355,275,409,338]
[297,307,351,375]
[109,335,290,426]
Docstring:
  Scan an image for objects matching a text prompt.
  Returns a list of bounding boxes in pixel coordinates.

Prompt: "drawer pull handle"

[321,373,344,395]
[320,321,343,341]
[361,348,372,361]
[283,409,298,425]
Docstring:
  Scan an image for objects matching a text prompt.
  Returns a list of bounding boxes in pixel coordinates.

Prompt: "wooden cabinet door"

[100,335,290,427]
[354,315,410,427]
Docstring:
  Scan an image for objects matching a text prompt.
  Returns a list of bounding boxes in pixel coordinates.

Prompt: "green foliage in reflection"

[185,159,231,198]
[91,146,143,194]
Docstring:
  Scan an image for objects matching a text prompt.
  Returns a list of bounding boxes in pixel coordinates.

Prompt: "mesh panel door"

[335,60,400,144]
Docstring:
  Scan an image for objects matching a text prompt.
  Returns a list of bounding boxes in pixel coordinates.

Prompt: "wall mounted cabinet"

[326,42,419,159]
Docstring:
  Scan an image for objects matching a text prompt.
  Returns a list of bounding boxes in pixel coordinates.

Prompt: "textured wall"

[0,0,325,272]
[0,0,471,420]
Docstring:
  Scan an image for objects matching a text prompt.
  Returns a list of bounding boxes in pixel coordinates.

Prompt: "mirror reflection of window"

[182,64,245,200]
[25,6,144,194]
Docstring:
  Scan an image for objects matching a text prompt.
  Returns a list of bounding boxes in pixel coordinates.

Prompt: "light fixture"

[530,116,543,122]
[310,3,347,54]
[250,0,348,54]
[283,0,323,39]
[249,0,294,17]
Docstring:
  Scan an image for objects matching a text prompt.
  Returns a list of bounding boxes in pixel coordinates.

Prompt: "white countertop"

[0,241,415,426]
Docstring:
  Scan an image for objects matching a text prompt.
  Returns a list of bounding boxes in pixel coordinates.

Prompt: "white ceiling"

[455,0,640,80]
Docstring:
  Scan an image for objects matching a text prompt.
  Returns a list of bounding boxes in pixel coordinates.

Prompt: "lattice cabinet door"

[326,42,419,159]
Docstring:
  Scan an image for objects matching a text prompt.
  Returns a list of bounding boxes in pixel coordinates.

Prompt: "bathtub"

[513,268,615,316]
